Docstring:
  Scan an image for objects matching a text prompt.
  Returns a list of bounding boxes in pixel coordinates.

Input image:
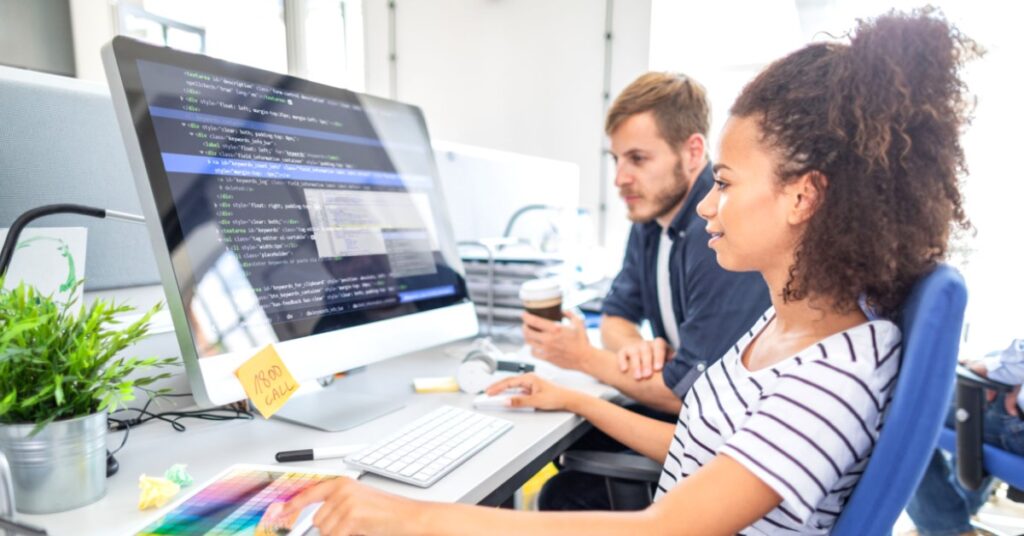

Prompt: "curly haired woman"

[272,9,979,535]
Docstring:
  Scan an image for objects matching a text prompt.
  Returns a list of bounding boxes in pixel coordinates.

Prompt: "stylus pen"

[275,444,366,463]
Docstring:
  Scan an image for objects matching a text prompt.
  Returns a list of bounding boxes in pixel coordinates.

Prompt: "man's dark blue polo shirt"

[601,162,771,398]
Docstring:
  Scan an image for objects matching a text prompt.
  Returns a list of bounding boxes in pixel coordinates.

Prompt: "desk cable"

[105,393,253,476]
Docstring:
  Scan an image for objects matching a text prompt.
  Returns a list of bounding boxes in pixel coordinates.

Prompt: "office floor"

[893,484,1024,535]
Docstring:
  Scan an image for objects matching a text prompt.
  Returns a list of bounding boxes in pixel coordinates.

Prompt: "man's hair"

[731,7,981,318]
[605,72,710,148]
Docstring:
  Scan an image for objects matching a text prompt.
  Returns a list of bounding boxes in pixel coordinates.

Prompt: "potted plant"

[0,280,177,514]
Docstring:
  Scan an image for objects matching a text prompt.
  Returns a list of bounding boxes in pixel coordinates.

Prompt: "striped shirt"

[654,308,902,534]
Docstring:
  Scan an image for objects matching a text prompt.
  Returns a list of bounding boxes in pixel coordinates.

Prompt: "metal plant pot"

[0,412,107,514]
[1,450,13,519]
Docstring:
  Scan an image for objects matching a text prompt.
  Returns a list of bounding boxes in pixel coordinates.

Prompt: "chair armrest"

[953,365,1018,490]
[954,365,1006,491]
[559,450,662,483]
[956,365,1015,392]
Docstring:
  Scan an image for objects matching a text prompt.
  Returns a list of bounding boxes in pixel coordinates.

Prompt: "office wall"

[362,0,652,255]
[0,0,76,76]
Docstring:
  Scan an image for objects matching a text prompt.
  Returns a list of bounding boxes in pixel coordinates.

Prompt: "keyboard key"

[344,406,513,488]
[401,463,425,477]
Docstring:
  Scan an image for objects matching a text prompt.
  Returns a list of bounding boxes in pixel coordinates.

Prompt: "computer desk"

[17,306,621,535]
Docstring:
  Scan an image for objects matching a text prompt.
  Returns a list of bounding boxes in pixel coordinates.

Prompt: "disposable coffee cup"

[519,278,563,323]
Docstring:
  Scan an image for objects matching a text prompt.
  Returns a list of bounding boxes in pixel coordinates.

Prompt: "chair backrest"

[832,264,968,535]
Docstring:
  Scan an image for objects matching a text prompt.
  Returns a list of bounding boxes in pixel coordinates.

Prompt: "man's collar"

[645,161,713,239]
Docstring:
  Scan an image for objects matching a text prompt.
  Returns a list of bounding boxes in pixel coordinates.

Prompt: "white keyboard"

[344,405,514,487]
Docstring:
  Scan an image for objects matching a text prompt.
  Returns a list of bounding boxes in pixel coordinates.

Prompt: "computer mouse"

[473,389,534,412]
[287,502,322,535]
[259,501,322,535]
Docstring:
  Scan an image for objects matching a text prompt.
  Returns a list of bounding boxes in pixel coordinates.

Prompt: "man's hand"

[521,310,592,371]
[966,359,1021,417]
[617,338,672,380]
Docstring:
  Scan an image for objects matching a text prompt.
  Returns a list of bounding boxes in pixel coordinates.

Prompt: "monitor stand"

[273,379,404,432]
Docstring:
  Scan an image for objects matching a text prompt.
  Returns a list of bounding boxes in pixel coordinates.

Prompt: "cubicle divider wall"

[0,65,161,291]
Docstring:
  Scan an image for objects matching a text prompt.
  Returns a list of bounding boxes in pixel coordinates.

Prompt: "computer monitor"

[102,37,478,431]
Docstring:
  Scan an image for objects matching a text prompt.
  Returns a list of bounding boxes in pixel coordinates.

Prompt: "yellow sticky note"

[412,376,459,393]
[235,345,300,419]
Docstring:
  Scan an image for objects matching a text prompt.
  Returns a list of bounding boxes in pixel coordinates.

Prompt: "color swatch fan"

[135,464,354,535]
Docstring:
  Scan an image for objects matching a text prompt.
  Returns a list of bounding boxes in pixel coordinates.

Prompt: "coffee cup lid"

[519,278,562,302]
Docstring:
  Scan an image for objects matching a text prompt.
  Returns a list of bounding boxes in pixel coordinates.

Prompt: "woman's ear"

[787,171,827,225]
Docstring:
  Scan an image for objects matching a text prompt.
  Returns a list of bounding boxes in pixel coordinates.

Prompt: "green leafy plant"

[0,280,178,433]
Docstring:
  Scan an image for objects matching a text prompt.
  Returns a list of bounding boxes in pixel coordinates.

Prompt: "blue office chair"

[831,264,967,534]
[563,264,969,532]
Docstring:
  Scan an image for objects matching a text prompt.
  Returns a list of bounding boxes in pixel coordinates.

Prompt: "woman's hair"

[731,8,982,317]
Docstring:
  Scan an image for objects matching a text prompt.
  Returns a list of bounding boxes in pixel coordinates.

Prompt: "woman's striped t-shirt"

[654,308,902,534]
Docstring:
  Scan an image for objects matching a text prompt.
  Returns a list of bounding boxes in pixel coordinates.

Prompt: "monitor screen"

[103,37,477,408]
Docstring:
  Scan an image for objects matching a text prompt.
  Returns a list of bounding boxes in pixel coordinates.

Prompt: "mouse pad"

[135,464,358,535]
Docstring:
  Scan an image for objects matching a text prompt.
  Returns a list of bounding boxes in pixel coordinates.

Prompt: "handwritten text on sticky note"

[235,345,299,418]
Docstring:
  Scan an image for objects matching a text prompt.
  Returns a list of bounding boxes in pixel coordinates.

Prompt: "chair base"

[605,478,653,510]
[1007,486,1024,503]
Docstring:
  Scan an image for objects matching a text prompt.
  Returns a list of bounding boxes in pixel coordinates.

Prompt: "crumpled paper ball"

[138,474,181,510]
[164,463,194,488]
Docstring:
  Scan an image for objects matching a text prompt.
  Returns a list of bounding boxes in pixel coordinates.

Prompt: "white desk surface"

[18,336,619,535]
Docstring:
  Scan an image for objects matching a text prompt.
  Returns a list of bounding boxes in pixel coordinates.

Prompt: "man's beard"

[627,159,690,223]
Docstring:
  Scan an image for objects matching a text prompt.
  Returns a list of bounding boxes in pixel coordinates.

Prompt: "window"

[118,4,206,54]
[135,0,288,74]
[114,0,365,91]
[293,0,366,91]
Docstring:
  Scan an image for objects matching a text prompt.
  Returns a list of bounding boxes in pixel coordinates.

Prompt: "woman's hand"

[275,477,421,535]
[485,373,580,411]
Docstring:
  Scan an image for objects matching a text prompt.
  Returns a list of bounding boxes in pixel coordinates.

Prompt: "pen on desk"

[275,444,366,463]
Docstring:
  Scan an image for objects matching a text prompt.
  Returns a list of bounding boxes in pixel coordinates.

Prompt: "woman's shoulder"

[792,319,902,380]
[834,319,902,365]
